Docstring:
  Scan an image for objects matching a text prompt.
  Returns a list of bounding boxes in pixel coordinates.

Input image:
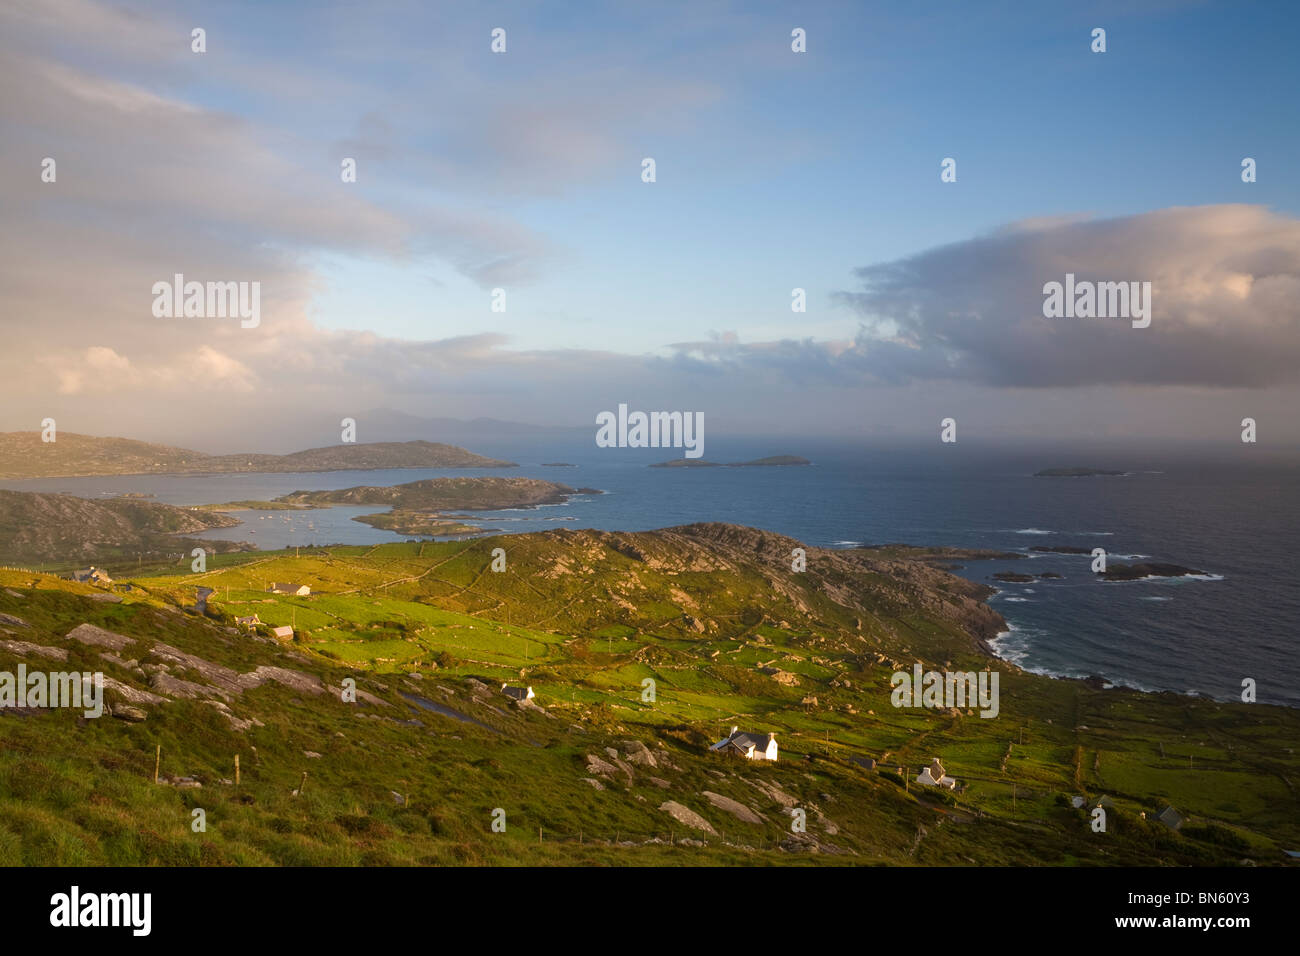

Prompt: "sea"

[5,435,1297,707]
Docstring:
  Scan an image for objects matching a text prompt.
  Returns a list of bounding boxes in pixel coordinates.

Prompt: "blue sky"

[282,0,1300,351]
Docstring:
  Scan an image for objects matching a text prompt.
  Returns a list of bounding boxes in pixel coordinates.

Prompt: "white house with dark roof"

[916,757,957,790]
[709,727,778,761]
[501,684,535,702]
[70,567,113,585]
[268,583,310,596]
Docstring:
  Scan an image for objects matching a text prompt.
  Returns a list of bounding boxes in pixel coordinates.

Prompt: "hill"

[0,433,515,479]
[0,490,245,566]
[0,522,1295,866]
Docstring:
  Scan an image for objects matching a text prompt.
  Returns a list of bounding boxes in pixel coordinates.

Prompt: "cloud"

[833,205,1300,388]
[50,345,256,395]
[0,7,558,289]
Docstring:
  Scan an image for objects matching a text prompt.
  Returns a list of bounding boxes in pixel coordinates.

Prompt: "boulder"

[66,623,134,651]
[620,740,657,767]
[0,640,67,661]
[701,790,764,824]
[658,801,717,835]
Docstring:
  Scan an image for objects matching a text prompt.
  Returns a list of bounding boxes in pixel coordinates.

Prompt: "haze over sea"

[5,436,1297,707]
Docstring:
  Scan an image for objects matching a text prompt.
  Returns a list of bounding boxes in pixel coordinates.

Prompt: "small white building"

[501,684,535,702]
[709,727,778,761]
[71,567,113,585]
[268,583,310,596]
[271,625,294,640]
[916,757,957,790]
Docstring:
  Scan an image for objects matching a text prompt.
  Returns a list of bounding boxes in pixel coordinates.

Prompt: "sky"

[3,0,1300,452]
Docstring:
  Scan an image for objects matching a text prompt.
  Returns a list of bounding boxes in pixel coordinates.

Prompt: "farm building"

[271,625,294,640]
[501,684,535,702]
[70,567,113,585]
[916,757,958,790]
[709,727,778,761]
[1157,805,1185,831]
[268,583,310,596]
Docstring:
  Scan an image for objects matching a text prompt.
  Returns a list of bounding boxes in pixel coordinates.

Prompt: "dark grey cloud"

[832,205,1300,388]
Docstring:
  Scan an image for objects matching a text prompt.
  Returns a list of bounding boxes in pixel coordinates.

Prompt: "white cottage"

[268,583,310,596]
[916,757,957,790]
[709,727,778,761]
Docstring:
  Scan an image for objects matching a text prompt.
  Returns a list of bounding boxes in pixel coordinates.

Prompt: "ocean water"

[5,437,1297,706]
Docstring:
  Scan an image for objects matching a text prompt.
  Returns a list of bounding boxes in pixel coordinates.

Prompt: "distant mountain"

[0,432,515,479]
[0,489,244,565]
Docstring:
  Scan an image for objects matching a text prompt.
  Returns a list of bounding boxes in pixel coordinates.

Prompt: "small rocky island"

[1098,562,1208,582]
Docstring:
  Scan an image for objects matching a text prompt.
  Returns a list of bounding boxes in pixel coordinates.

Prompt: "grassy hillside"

[0,433,514,479]
[0,524,1295,866]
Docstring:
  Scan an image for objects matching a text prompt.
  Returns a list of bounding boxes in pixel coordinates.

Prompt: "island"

[1098,562,1208,582]
[276,477,602,538]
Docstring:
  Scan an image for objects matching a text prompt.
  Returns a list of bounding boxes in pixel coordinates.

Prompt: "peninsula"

[0,432,516,479]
